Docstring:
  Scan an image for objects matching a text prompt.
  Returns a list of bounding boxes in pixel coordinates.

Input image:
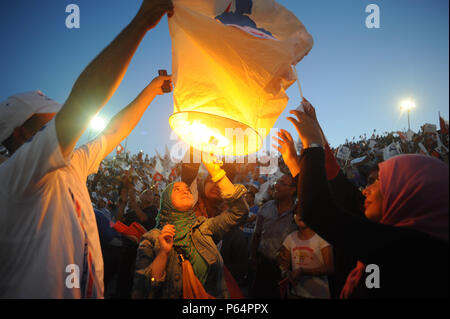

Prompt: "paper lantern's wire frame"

[292,64,304,101]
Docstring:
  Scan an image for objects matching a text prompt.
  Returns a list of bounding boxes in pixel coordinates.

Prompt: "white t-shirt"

[282,232,331,299]
[0,119,106,298]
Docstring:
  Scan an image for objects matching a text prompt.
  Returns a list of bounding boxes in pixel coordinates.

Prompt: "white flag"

[155,158,164,174]
[383,142,401,161]
[336,146,351,160]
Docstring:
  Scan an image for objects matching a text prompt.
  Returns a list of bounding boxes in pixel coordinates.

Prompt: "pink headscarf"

[378,154,449,242]
[340,154,449,298]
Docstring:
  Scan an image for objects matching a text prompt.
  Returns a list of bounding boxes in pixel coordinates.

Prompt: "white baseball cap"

[0,91,62,144]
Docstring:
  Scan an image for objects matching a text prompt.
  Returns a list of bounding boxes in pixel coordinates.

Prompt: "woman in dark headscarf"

[281,101,448,298]
[131,156,249,299]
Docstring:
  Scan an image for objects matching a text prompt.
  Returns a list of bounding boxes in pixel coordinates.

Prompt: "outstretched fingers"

[279,129,294,143]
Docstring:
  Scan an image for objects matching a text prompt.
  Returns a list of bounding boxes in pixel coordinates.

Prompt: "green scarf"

[155,182,209,284]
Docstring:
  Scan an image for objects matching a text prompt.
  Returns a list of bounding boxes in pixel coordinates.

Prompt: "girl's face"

[294,213,307,229]
[171,182,194,211]
[362,177,383,222]
[204,178,221,201]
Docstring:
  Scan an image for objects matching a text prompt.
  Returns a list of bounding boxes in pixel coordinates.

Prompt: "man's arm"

[100,75,172,157]
[55,0,173,158]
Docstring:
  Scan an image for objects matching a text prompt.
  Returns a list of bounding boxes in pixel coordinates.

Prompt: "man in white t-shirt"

[0,0,174,298]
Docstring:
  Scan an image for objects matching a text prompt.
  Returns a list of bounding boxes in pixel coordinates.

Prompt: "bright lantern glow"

[182,121,230,148]
[167,0,312,157]
[90,116,106,132]
[400,99,416,111]
[169,111,262,156]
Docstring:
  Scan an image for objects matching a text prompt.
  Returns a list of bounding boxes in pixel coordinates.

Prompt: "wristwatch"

[305,142,324,150]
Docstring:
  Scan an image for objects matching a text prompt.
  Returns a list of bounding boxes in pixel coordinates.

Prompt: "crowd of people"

[84,111,449,299]
[0,0,448,300]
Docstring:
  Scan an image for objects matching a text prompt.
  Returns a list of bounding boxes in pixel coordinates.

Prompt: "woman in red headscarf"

[283,99,449,298]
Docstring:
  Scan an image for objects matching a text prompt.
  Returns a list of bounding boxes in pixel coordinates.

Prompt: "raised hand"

[201,152,225,183]
[302,98,327,145]
[287,99,324,149]
[146,74,173,96]
[158,224,175,254]
[272,129,300,177]
[136,0,174,30]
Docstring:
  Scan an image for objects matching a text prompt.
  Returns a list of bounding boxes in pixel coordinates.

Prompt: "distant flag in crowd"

[422,123,437,134]
[418,142,430,156]
[336,145,351,161]
[116,144,124,155]
[406,129,415,142]
[439,113,449,135]
[153,172,164,182]
[155,148,163,162]
[397,131,407,141]
[154,158,164,174]
[350,156,367,165]
[383,142,402,161]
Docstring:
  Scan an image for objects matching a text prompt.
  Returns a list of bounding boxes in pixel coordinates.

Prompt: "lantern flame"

[178,120,230,149]
[169,111,263,156]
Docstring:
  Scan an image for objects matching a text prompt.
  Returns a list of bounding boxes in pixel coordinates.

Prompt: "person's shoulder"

[0,154,8,165]
[282,231,297,248]
[313,233,331,246]
[260,199,275,210]
[285,231,298,242]
[258,200,277,217]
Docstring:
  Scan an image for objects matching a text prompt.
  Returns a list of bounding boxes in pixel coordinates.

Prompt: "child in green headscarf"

[155,182,209,284]
[132,155,249,299]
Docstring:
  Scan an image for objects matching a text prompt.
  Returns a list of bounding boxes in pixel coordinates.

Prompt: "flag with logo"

[422,123,437,134]
[336,145,351,161]
[383,142,402,161]
[168,0,313,151]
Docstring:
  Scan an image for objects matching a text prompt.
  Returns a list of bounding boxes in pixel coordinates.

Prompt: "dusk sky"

[1,0,448,157]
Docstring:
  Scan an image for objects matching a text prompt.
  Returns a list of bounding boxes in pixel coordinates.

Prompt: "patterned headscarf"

[155,182,208,284]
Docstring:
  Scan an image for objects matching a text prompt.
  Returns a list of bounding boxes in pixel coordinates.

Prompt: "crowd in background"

[87,119,448,299]
[1,0,447,300]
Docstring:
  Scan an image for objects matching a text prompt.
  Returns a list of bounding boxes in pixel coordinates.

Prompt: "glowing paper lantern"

[168,0,313,156]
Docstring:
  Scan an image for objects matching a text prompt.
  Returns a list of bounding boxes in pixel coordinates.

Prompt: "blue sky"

[0,0,448,156]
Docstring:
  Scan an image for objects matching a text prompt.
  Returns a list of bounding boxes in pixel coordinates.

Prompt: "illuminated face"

[171,182,194,211]
[362,177,383,222]
[273,175,295,200]
[204,178,221,201]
